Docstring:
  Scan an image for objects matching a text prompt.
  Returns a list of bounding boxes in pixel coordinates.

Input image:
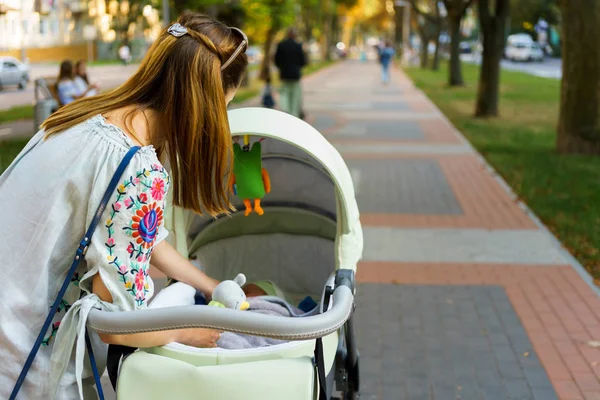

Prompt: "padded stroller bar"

[87,286,354,340]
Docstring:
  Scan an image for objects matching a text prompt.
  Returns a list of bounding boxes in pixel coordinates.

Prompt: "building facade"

[0,0,162,61]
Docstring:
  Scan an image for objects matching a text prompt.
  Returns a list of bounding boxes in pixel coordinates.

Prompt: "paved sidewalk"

[301,61,600,400]
[0,120,36,140]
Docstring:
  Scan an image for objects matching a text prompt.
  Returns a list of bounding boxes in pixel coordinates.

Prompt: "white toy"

[208,273,250,310]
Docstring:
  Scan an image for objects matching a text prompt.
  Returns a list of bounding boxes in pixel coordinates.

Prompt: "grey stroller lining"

[217,296,318,350]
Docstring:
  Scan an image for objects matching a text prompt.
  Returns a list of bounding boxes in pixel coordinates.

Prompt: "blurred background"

[4,1,599,283]
[0,0,561,106]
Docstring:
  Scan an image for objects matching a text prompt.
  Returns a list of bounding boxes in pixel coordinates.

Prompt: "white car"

[505,36,544,62]
[0,56,30,91]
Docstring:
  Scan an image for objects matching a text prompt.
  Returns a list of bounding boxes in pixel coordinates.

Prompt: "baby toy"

[229,135,271,216]
[208,273,250,310]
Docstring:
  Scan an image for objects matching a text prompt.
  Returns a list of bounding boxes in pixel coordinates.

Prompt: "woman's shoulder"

[57,79,74,89]
[51,115,163,166]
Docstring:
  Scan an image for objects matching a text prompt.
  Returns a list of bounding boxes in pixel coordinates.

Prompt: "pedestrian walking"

[379,40,395,84]
[118,41,132,65]
[261,76,276,109]
[274,27,307,119]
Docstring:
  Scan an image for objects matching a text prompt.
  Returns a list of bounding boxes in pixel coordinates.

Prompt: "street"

[461,53,562,79]
[0,63,139,110]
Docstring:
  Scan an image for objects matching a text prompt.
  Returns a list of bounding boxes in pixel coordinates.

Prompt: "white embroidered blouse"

[0,115,170,399]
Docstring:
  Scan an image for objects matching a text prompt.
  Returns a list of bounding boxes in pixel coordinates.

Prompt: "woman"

[0,12,247,399]
[56,60,98,105]
[74,60,99,98]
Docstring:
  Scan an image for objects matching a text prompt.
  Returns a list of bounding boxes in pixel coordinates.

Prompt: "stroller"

[87,107,363,400]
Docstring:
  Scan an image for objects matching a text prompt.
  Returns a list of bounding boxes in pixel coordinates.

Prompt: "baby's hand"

[176,328,223,348]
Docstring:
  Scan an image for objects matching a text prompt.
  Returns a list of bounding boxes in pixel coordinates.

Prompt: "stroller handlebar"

[87,286,354,341]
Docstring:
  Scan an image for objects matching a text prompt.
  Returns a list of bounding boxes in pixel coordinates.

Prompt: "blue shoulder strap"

[10,146,141,400]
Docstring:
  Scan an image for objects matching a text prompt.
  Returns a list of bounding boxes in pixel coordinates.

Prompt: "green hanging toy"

[229,135,271,216]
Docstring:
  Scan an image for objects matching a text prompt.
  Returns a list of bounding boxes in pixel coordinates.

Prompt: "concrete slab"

[329,120,425,141]
[347,159,463,215]
[362,227,568,264]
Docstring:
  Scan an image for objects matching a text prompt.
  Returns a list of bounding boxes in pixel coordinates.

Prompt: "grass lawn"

[0,105,34,124]
[406,62,600,280]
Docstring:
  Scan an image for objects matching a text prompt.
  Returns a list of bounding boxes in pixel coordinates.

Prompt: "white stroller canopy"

[226,107,363,271]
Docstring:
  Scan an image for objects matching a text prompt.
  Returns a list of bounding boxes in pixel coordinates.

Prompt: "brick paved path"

[302,61,600,400]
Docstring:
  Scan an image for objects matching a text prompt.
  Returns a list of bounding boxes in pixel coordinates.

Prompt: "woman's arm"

[150,240,219,297]
[92,274,221,347]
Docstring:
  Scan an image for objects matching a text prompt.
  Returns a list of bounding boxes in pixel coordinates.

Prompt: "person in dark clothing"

[274,28,307,118]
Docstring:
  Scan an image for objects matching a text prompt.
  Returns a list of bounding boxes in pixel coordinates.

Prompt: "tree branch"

[409,0,442,24]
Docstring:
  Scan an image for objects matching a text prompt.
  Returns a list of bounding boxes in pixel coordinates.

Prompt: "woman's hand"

[176,328,223,348]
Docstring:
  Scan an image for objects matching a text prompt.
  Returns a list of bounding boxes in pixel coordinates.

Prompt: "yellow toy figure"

[229,135,271,216]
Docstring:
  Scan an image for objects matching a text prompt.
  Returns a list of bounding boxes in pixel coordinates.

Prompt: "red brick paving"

[358,262,600,400]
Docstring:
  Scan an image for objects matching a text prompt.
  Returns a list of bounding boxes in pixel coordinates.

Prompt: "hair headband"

[167,23,247,71]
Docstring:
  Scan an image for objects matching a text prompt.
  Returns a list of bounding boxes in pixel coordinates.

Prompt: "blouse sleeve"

[80,162,171,310]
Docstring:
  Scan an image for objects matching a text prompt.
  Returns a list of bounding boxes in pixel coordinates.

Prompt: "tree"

[409,0,443,69]
[430,1,444,70]
[474,0,510,117]
[240,0,295,81]
[556,0,600,154]
[443,0,474,86]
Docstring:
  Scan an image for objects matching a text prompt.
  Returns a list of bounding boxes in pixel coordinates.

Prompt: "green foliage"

[241,0,296,43]
[407,63,600,280]
[510,0,559,34]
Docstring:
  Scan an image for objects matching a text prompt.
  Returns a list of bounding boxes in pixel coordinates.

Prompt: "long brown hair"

[74,60,89,84]
[42,12,248,216]
[58,60,74,81]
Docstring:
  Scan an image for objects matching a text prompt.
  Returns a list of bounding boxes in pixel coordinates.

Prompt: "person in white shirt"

[74,60,99,97]
[118,43,132,65]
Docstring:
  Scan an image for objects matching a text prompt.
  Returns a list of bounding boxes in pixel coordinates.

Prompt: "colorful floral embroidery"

[151,177,166,201]
[42,321,61,346]
[105,164,169,306]
[127,203,164,248]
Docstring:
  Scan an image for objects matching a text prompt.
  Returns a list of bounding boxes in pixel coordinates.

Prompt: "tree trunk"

[432,23,442,70]
[556,0,600,154]
[448,14,464,86]
[475,0,509,117]
[475,26,503,116]
[259,24,278,81]
[419,30,429,68]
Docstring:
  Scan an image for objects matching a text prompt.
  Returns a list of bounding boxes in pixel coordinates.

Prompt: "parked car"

[0,56,30,91]
[505,34,544,62]
[245,46,263,64]
[459,42,472,54]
